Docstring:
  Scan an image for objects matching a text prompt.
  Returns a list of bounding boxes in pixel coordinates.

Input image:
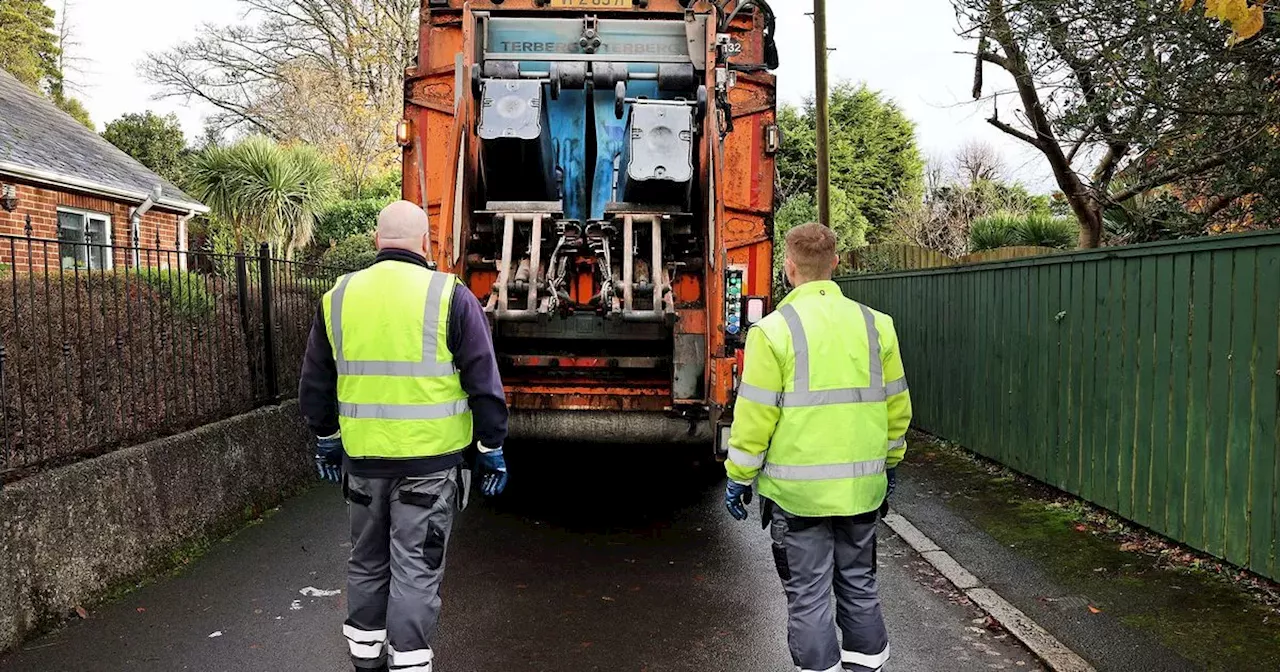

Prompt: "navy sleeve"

[448,283,509,448]
[299,305,340,436]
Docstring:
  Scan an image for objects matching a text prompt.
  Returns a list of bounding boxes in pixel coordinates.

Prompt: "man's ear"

[422,233,432,257]
[373,232,381,249]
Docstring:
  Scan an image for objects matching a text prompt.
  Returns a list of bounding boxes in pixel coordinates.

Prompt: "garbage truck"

[401,0,779,452]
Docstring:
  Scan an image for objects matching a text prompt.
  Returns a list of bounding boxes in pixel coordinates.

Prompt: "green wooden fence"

[838,231,1280,581]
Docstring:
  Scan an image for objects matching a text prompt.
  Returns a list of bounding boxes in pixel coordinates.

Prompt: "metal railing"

[0,232,344,485]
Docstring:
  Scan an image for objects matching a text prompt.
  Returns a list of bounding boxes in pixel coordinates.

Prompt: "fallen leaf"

[208,631,223,638]
[75,606,88,619]
[1074,524,1088,532]
[1088,605,1102,614]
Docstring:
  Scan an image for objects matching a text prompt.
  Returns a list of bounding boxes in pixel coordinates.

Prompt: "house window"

[57,209,112,271]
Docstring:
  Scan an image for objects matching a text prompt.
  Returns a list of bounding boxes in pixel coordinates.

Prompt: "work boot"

[354,666,387,672]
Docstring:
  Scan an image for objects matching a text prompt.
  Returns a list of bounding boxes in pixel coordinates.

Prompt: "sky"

[57,0,1056,191]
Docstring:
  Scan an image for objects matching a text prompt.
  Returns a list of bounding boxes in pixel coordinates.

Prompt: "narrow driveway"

[1,446,1042,671]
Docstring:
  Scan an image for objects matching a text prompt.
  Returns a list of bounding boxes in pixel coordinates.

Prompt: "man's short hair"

[785,222,838,279]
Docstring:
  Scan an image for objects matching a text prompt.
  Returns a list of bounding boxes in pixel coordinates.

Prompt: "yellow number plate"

[549,0,632,8]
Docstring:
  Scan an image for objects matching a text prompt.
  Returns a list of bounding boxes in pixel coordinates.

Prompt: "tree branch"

[1066,123,1095,164]
[987,115,1042,148]
[977,50,1011,71]
[1199,193,1241,218]
[1109,154,1230,203]
[1090,140,1129,191]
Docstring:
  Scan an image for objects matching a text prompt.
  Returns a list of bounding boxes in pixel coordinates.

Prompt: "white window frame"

[56,207,114,271]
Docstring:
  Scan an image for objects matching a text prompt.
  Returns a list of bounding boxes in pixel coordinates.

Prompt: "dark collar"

[375,248,430,268]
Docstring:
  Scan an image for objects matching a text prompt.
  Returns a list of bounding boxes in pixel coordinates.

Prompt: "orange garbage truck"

[401,0,779,453]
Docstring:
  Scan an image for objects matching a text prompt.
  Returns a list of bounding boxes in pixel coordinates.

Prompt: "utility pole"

[812,0,831,227]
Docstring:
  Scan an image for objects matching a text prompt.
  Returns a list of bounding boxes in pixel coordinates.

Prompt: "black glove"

[725,481,753,521]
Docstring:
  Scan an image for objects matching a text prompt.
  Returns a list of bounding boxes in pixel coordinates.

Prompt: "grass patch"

[908,432,1280,671]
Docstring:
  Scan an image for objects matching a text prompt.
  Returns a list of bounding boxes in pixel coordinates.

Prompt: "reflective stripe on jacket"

[726,280,912,517]
[322,260,473,460]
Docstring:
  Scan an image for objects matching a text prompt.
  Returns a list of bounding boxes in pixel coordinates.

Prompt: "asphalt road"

[1,446,1043,672]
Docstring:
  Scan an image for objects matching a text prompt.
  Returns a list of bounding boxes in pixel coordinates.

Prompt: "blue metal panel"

[592,79,659,220]
[549,89,589,223]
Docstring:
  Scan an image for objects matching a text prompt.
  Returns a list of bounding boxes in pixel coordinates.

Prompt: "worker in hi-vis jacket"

[724,222,913,672]
[300,200,510,672]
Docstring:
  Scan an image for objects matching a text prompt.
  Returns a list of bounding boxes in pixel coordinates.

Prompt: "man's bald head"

[375,200,431,257]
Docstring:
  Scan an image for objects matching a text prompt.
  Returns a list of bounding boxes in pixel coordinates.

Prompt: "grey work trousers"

[768,501,890,672]
[343,469,461,672]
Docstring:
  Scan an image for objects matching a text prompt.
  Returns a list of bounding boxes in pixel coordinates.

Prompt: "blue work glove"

[725,481,753,521]
[315,433,343,483]
[886,468,898,498]
[476,444,508,497]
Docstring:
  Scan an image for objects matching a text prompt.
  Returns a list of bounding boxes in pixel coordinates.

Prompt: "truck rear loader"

[402,0,779,452]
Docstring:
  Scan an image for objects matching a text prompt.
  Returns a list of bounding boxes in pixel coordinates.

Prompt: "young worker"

[724,222,913,672]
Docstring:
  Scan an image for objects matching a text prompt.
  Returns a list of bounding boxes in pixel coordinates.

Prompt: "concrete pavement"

[0,447,1044,672]
[893,436,1280,672]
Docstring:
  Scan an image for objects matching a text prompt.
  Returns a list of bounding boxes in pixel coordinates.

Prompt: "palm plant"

[1014,213,1077,249]
[188,136,335,257]
[968,212,1022,252]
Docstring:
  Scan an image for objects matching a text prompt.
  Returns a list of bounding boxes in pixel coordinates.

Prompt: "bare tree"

[53,0,88,93]
[952,140,1006,184]
[143,0,419,190]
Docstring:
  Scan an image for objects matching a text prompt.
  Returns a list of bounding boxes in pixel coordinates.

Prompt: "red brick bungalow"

[0,69,208,272]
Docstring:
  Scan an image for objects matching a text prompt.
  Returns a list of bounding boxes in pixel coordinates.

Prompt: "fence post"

[234,251,261,403]
[258,242,279,403]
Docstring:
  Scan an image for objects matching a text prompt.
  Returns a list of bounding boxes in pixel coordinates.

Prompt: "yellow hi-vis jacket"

[322,261,473,460]
[726,280,912,517]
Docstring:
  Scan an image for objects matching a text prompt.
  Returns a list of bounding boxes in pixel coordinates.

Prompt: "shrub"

[1015,213,1078,249]
[969,212,1023,251]
[321,233,377,271]
[314,197,392,248]
[134,267,218,318]
[357,170,402,200]
[773,189,869,298]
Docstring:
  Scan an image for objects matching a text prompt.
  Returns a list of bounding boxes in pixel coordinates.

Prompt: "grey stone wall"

[0,401,312,652]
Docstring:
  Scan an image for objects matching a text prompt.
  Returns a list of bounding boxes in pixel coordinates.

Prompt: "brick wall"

[0,179,186,271]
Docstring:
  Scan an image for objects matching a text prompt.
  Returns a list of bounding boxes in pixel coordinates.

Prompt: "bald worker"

[300,201,509,672]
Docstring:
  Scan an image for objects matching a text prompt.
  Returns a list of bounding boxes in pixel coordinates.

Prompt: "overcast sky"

[57,0,1055,191]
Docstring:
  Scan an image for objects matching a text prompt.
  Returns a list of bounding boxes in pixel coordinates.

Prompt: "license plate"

[549,0,632,8]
